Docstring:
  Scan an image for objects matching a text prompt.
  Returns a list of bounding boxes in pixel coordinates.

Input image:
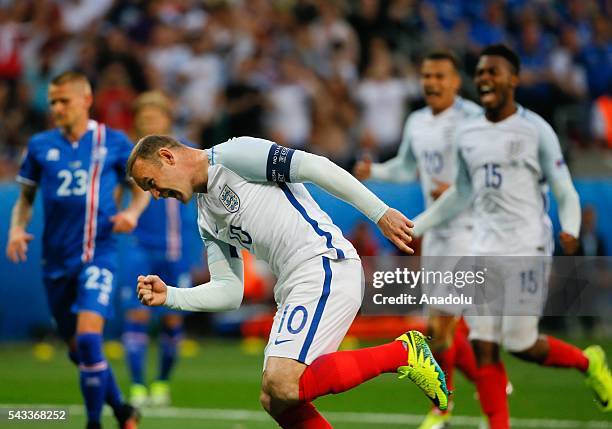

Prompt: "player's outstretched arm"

[150,237,244,312]
[412,149,472,237]
[538,119,581,254]
[354,119,418,183]
[6,183,37,263]
[211,136,416,253]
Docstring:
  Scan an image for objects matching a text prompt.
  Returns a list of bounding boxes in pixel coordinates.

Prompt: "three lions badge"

[219,185,240,213]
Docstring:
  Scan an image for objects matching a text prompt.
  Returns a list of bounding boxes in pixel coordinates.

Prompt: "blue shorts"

[43,253,118,342]
[120,245,191,315]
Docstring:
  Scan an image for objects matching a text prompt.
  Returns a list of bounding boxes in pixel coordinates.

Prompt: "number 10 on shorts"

[275,305,309,344]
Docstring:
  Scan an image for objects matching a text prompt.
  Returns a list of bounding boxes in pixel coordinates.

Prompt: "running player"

[6,71,149,429]
[412,45,612,428]
[129,134,449,427]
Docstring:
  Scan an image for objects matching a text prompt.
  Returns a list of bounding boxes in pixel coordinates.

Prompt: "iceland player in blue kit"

[120,91,194,407]
[6,72,149,429]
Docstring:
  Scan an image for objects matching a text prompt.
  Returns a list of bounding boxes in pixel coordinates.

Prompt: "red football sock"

[476,362,509,429]
[275,402,332,429]
[431,343,455,414]
[543,336,589,372]
[299,340,407,402]
[453,328,478,383]
[434,342,456,393]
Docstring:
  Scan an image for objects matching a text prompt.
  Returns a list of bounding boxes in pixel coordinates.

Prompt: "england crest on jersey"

[219,184,240,213]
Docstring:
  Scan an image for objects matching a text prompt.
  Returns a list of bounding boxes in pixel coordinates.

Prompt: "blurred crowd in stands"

[0,0,611,180]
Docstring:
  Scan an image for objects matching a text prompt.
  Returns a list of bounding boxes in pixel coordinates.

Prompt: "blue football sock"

[77,333,107,425]
[105,365,123,410]
[122,320,149,385]
[159,324,183,381]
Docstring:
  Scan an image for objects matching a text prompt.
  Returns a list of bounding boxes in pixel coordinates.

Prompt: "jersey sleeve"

[164,232,244,312]
[369,115,418,182]
[208,137,297,183]
[16,138,41,186]
[536,118,581,237]
[210,137,389,223]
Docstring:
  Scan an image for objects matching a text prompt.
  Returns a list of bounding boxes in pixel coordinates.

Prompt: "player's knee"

[262,371,299,403]
[161,314,183,329]
[472,340,500,366]
[428,314,457,350]
[507,336,545,362]
[126,308,150,324]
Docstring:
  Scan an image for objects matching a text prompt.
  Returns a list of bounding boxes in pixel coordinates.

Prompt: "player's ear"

[452,72,461,91]
[158,147,175,165]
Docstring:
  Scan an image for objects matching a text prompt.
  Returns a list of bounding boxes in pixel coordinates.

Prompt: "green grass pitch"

[0,337,610,428]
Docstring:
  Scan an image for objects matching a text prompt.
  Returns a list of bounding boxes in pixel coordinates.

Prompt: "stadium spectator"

[308,75,357,169]
[1,0,611,175]
[5,71,148,429]
[266,54,315,149]
[514,19,556,123]
[223,56,266,139]
[93,62,137,133]
[578,15,612,99]
[177,30,224,147]
[356,37,419,161]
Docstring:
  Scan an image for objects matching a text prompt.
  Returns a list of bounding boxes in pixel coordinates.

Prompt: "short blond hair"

[50,71,92,94]
[133,91,173,117]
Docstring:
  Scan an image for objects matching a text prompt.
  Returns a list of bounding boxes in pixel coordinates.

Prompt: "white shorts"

[421,227,473,316]
[264,257,363,367]
[464,253,552,352]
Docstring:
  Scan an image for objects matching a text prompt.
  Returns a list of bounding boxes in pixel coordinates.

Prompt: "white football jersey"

[197,142,358,280]
[406,97,481,235]
[455,106,562,255]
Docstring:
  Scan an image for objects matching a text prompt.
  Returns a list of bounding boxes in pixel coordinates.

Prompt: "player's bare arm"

[110,182,150,233]
[6,183,37,263]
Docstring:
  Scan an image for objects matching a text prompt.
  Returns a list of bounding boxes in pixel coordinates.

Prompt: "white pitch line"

[0,404,610,428]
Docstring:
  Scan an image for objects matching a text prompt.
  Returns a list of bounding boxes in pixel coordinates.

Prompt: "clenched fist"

[137,274,168,306]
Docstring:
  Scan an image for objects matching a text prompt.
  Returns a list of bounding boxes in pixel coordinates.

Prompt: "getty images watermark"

[360,255,612,317]
[371,266,487,306]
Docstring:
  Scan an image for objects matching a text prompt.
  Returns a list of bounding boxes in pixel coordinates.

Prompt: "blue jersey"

[17,120,133,272]
[132,197,195,260]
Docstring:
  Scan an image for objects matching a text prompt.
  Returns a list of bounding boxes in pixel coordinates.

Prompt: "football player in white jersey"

[354,50,481,429]
[412,45,612,428]
[126,135,450,427]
